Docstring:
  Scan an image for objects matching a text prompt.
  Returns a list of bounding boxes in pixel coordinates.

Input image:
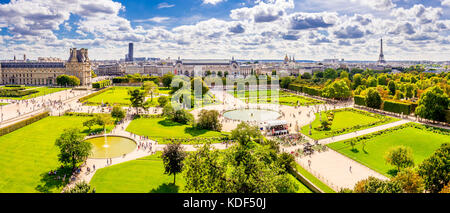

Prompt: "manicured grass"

[230,90,324,106]
[0,87,69,100]
[294,164,335,193]
[85,86,140,106]
[90,153,186,193]
[90,152,311,193]
[327,125,450,176]
[0,116,114,193]
[301,108,399,140]
[126,117,225,143]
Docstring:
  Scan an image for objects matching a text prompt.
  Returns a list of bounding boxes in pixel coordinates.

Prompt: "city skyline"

[0,0,449,61]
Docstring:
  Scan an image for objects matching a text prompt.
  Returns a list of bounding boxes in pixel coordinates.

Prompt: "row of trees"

[161,122,300,192]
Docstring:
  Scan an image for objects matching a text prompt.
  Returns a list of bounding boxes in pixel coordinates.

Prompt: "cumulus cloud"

[230,0,294,23]
[334,25,365,39]
[289,12,337,30]
[442,0,450,7]
[202,0,226,5]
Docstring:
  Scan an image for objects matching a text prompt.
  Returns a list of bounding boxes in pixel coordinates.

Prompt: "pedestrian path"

[318,119,411,145]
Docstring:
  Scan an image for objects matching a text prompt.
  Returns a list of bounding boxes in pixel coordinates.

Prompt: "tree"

[56,75,70,86]
[321,79,351,99]
[55,128,92,170]
[323,68,338,79]
[392,168,424,193]
[162,142,186,185]
[173,109,193,124]
[157,96,169,107]
[183,143,227,193]
[128,88,145,114]
[415,86,449,122]
[385,146,415,171]
[83,119,96,132]
[353,176,403,193]
[162,72,174,87]
[94,113,113,130]
[340,71,349,79]
[111,106,125,121]
[195,109,222,131]
[301,72,312,79]
[377,74,387,85]
[65,181,94,193]
[280,77,292,89]
[365,88,382,109]
[388,80,396,95]
[142,81,158,102]
[231,122,263,147]
[277,153,295,173]
[440,183,450,193]
[352,74,362,89]
[418,143,450,193]
[367,77,377,87]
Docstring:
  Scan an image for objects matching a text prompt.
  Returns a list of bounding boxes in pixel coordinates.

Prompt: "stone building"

[0,48,92,86]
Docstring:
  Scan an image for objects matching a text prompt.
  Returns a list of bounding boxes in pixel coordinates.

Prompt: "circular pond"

[85,136,136,159]
[223,109,281,122]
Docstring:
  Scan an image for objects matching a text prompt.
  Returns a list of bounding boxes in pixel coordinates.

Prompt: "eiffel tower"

[378,38,386,64]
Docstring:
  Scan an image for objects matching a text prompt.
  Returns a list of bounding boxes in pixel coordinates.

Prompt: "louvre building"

[0,48,92,86]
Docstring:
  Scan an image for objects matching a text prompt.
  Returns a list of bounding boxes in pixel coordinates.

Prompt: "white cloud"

[202,0,226,5]
[133,17,171,23]
[157,2,175,9]
[442,0,450,7]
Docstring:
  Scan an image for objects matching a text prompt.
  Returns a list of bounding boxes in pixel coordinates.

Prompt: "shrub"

[0,111,49,136]
[383,100,412,115]
[354,95,366,106]
[92,80,111,89]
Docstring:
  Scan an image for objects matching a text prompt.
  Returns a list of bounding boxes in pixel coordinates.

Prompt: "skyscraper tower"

[128,43,134,62]
[378,38,386,64]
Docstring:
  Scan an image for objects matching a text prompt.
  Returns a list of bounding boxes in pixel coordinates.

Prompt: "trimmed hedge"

[288,84,322,96]
[5,85,25,87]
[79,87,112,103]
[382,100,412,115]
[0,111,49,136]
[92,79,111,89]
[112,76,160,84]
[0,88,38,97]
[354,95,366,106]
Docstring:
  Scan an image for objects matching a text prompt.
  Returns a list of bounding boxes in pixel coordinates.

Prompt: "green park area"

[301,108,399,140]
[327,123,450,176]
[0,86,69,100]
[90,153,186,193]
[230,89,324,106]
[126,117,226,144]
[90,152,312,193]
[0,116,115,193]
[84,86,160,107]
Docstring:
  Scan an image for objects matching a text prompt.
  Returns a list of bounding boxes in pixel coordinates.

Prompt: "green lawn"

[301,108,399,140]
[90,152,312,193]
[230,90,324,106]
[0,116,114,193]
[85,86,140,106]
[327,124,450,176]
[126,117,225,143]
[90,153,186,193]
[0,86,69,100]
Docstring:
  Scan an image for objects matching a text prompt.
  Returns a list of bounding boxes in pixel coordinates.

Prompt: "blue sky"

[0,0,449,61]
